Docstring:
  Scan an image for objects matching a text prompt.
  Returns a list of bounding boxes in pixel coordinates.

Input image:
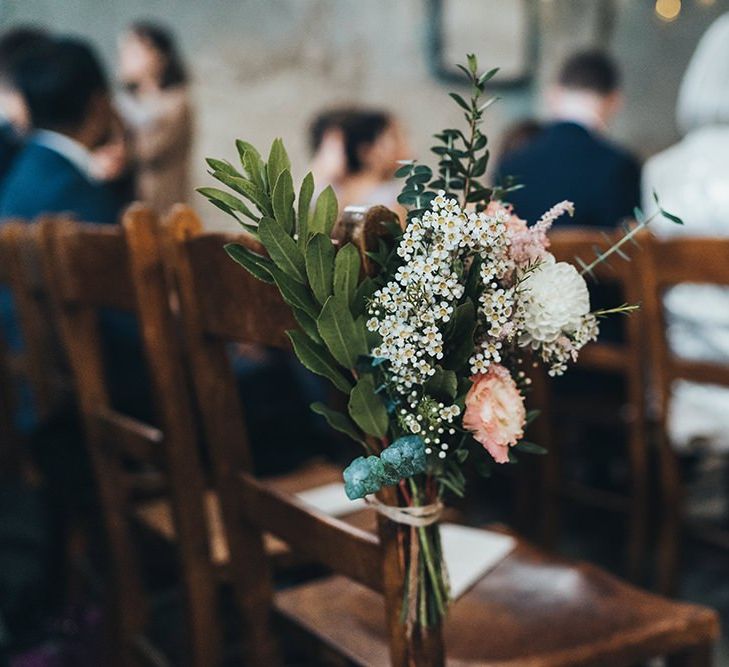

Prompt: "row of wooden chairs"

[540,230,729,594]
[0,209,720,666]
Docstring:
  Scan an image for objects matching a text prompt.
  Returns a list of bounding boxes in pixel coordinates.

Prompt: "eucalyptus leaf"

[258,216,306,283]
[305,233,335,305]
[311,402,365,446]
[348,375,388,438]
[224,243,274,284]
[286,330,352,394]
[310,186,338,236]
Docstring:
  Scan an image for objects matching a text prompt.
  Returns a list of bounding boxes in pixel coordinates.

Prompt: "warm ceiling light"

[656,0,682,21]
[696,0,715,6]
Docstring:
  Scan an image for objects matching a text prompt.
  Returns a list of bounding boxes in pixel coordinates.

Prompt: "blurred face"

[118,30,164,90]
[360,119,410,180]
[84,92,114,149]
[0,84,30,133]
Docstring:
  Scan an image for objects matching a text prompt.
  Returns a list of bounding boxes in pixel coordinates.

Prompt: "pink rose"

[462,364,526,464]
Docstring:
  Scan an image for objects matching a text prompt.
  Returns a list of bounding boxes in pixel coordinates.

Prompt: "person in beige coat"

[117,21,192,213]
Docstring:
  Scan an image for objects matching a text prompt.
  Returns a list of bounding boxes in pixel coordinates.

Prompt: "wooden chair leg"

[666,643,713,667]
[657,441,683,595]
[626,429,648,583]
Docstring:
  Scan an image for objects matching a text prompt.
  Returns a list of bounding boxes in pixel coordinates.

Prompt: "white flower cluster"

[367,190,599,423]
[367,192,511,391]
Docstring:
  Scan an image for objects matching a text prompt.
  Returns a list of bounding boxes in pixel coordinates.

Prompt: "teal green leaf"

[224,243,273,284]
[287,330,352,394]
[266,138,291,196]
[310,402,365,446]
[197,187,259,223]
[334,243,360,308]
[258,216,306,283]
[425,368,458,401]
[305,233,335,305]
[317,295,367,368]
[343,456,386,499]
[348,375,388,438]
[268,265,319,318]
[272,170,295,234]
[310,185,338,236]
[297,171,315,247]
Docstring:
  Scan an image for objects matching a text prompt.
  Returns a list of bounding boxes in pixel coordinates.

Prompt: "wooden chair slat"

[95,407,163,465]
[181,233,294,347]
[236,472,382,592]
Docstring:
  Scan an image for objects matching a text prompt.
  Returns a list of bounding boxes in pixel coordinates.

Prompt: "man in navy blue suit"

[0,37,124,223]
[495,50,641,229]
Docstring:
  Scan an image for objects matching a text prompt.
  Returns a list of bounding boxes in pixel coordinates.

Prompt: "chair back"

[641,236,729,417]
[545,229,649,579]
[46,207,220,666]
[166,206,412,666]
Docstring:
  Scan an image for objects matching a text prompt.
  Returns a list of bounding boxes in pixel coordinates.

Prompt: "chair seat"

[134,460,375,566]
[274,530,719,667]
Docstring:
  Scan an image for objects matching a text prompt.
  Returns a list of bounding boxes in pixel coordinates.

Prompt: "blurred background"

[3,0,725,228]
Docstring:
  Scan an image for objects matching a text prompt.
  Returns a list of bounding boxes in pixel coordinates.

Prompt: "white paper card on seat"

[440,523,516,600]
[296,482,366,517]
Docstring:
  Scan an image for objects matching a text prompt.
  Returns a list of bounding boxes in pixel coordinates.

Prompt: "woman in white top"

[642,13,729,452]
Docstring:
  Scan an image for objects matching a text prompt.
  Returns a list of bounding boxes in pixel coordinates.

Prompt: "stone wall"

[2,0,727,229]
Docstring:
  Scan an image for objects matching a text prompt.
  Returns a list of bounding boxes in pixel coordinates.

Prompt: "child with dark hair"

[117,21,193,212]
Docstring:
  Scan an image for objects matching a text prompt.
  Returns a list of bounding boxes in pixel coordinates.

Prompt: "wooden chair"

[537,229,650,581]
[45,209,222,667]
[168,208,719,666]
[641,236,729,594]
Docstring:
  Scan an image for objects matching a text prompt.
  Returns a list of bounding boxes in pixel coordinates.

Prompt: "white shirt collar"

[32,129,96,181]
[549,90,608,133]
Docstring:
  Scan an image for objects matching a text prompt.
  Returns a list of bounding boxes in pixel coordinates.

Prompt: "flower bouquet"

[199,55,680,641]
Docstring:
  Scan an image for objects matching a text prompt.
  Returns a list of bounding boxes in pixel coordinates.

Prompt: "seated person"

[0,37,126,223]
[494,50,640,229]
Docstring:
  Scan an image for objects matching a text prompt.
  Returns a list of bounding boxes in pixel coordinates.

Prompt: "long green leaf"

[305,233,335,305]
[317,295,367,368]
[268,265,319,318]
[287,330,352,394]
[211,170,272,217]
[425,368,458,401]
[224,243,274,284]
[235,140,266,191]
[196,187,259,223]
[310,402,365,446]
[205,157,239,176]
[258,216,306,283]
[272,170,295,234]
[297,171,315,248]
[292,307,322,343]
[266,138,291,196]
[348,375,388,438]
[310,185,338,236]
[334,243,360,308]
[443,300,476,372]
[353,277,377,317]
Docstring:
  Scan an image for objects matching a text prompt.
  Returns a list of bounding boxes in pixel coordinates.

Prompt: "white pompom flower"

[519,253,590,344]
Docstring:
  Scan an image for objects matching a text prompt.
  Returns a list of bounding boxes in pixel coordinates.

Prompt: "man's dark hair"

[130,21,187,88]
[558,50,620,95]
[10,37,108,133]
[0,26,50,80]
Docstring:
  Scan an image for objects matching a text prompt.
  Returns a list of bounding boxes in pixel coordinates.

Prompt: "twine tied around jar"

[365,495,443,527]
